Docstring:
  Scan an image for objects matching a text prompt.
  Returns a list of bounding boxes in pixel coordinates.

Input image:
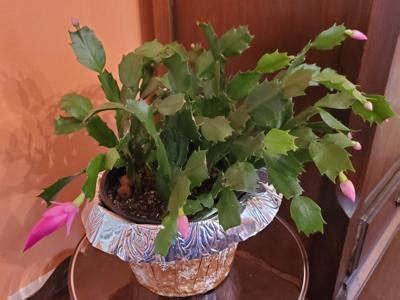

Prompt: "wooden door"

[144,1,400,298]
[335,6,400,297]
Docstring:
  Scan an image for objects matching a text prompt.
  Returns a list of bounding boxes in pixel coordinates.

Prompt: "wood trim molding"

[334,160,400,299]
[151,0,175,43]
[334,0,400,295]
[345,212,400,299]
[348,162,400,273]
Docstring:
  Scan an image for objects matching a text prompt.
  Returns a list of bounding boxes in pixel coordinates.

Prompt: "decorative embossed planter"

[130,244,238,296]
[82,170,282,297]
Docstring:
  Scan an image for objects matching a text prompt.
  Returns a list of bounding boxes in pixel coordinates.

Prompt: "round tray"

[68,216,309,299]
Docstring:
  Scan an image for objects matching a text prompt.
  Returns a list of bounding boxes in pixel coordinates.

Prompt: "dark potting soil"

[107,168,166,222]
[103,168,220,223]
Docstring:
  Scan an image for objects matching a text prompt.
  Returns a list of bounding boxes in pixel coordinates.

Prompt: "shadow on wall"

[0,70,101,194]
[0,68,102,295]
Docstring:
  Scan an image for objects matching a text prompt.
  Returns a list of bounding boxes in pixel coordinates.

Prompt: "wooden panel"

[174,0,349,75]
[151,0,174,43]
[344,211,400,299]
[359,184,400,267]
[345,2,400,198]
[138,0,156,41]
[358,228,400,300]
[361,35,400,201]
[334,0,400,294]
[346,161,400,275]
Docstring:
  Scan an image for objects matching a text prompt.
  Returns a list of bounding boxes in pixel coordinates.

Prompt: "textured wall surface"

[0,0,151,296]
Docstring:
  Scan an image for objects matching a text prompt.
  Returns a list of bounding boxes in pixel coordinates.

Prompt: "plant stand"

[68,216,309,299]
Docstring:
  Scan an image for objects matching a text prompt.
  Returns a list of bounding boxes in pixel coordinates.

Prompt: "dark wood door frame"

[333,0,400,297]
[341,161,400,299]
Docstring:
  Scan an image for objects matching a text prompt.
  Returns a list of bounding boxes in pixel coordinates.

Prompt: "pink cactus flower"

[345,29,368,41]
[363,101,373,111]
[352,141,362,151]
[23,202,79,251]
[177,214,190,240]
[71,17,80,27]
[339,172,356,202]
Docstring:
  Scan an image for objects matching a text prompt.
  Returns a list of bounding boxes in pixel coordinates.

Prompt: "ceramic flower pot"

[82,170,281,297]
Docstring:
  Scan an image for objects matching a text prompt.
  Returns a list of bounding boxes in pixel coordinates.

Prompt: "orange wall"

[0,0,152,296]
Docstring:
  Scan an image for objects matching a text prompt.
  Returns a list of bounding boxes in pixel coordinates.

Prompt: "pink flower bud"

[352,141,362,151]
[23,202,79,251]
[363,101,373,111]
[177,214,190,240]
[338,173,356,202]
[345,29,368,41]
[347,132,353,140]
[71,17,80,27]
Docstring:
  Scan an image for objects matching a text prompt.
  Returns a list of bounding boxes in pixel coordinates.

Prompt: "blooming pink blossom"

[23,202,79,251]
[177,214,190,240]
[339,173,356,202]
[352,141,362,151]
[364,101,373,111]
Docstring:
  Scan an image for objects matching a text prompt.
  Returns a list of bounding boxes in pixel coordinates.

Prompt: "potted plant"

[24,19,394,297]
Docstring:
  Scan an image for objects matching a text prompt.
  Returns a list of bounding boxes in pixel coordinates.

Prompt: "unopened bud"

[177,208,190,240]
[71,17,80,27]
[363,101,373,111]
[345,29,368,41]
[338,172,356,202]
[352,141,362,151]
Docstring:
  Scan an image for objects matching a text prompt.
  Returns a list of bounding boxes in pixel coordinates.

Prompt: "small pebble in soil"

[117,185,132,199]
[119,175,134,187]
[109,169,166,222]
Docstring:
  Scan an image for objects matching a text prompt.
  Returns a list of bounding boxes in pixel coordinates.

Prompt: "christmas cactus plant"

[25,20,394,255]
